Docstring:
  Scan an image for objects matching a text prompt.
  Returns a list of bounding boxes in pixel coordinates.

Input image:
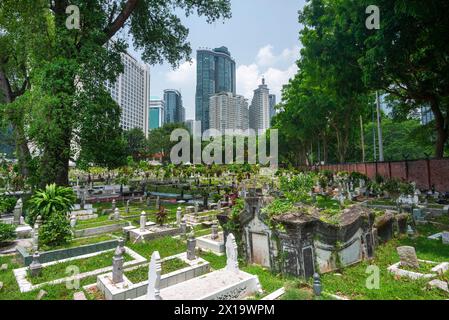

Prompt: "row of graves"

[216,181,449,290]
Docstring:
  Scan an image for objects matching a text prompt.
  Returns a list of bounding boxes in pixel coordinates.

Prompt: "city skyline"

[127,0,304,120]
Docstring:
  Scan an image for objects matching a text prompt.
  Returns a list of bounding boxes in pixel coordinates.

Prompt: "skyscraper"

[105,52,150,137]
[164,89,185,124]
[149,98,165,130]
[195,46,236,131]
[209,92,249,133]
[249,78,271,133]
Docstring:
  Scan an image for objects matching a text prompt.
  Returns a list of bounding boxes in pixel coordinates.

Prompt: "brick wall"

[313,158,449,192]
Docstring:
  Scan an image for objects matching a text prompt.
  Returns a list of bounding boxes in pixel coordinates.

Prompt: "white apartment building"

[209,92,249,133]
[105,52,150,137]
[249,78,271,133]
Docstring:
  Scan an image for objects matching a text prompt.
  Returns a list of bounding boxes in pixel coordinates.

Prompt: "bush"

[0,196,17,214]
[26,183,75,225]
[39,213,72,247]
[0,223,16,244]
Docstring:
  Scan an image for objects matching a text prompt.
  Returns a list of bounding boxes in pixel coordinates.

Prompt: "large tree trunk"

[430,99,449,158]
[0,68,32,178]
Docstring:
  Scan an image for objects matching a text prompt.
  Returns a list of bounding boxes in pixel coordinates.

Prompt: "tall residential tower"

[249,78,271,133]
[195,46,236,131]
[164,89,185,124]
[105,52,150,137]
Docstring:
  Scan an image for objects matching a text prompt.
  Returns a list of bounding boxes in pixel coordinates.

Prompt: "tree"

[147,122,189,162]
[124,128,148,161]
[0,0,232,186]
[355,0,449,157]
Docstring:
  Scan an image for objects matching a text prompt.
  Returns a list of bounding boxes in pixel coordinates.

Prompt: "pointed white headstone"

[147,251,162,300]
[225,233,239,272]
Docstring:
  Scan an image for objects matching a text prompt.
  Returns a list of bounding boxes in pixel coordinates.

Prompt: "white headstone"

[176,207,182,226]
[140,211,147,232]
[114,208,120,220]
[442,232,449,245]
[147,251,162,300]
[225,233,239,273]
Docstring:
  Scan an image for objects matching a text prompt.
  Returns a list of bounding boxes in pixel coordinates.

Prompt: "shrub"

[26,183,75,225]
[0,223,16,244]
[155,206,168,226]
[39,213,72,247]
[0,196,17,214]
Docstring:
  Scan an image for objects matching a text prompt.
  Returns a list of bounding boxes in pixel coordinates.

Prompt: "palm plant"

[26,183,76,225]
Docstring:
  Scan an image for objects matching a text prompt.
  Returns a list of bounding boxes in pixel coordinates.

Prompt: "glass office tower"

[195,46,236,131]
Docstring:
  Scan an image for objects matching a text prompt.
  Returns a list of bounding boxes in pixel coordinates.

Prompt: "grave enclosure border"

[16,239,119,266]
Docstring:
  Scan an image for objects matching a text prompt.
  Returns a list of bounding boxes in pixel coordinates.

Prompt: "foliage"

[26,183,75,225]
[0,223,16,243]
[38,213,72,248]
[154,206,168,226]
[261,199,294,218]
[0,196,17,214]
[280,173,315,203]
[0,0,232,186]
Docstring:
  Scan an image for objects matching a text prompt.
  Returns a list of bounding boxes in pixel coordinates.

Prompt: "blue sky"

[129,0,306,120]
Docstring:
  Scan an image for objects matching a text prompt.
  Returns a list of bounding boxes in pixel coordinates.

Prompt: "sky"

[129,0,306,120]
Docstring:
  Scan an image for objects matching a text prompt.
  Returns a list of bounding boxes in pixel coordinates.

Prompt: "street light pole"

[376,91,384,162]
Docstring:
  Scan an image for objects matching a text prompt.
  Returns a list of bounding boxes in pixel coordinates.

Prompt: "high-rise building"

[149,98,165,130]
[209,92,249,133]
[105,52,150,137]
[195,46,236,131]
[249,78,271,133]
[420,105,435,125]
[164,89,185,124]
[269,94,277,123]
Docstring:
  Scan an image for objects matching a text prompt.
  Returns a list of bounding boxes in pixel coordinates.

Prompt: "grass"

[125,258,189,283]
[39,234,117,252]
[320,236,449,300]
[0,255,99,300]
[74,215,124,230]
[126,236,185,259]
[27,250,133,285]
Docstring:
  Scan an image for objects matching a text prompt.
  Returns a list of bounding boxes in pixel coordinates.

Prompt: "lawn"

[126,236,186,259]
[0,255,99,300]
[39,234,118,252]
[125,258,189,283]
[27,250,133,285]
[320,236,449,300]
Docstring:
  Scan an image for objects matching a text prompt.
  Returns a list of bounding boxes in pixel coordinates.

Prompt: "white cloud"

[165,59,196,84]
[238,45,299,101]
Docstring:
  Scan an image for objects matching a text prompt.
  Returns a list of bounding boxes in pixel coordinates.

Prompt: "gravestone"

[32,216,42,252]
[180,220,187,236]
[194,202,199,215]
[217,201,221,210]
[70,214,77,228]
[112,199,116,211]
[155,196,160,210]
[13,198,23,225]
[397,246,420,269]
[114,208,120,220]
[225,233,239,273]
[412,208,424,221]
[112,243,124,284]
[147,251,162,300]
[176,207,182,226]
[187,235,196,260]
[125,200,130,215]
[442,232,449,245]
[29,252,42,277]
[140,211,147,232]
[211,223,219,240]
[313,273,322,296]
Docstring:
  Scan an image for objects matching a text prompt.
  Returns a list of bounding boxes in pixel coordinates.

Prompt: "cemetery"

[0,164,448,300]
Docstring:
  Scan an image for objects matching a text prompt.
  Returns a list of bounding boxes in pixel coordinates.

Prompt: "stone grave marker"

[112,243,124,284]
[442,232,449,245]
[225,233,239,273]
[29,252,42,277]
[13,198,23,225]
[147,251,162,300]
[140,211,147,232]
[187,234,196,260]
[176,207,182,226]
[211,223,219,240]
[114,208,120,220]
[397,246,420,269]
[36,289,47,300]
[155,196,160,210]
[125,200,130,215]
[112,199,116,211]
